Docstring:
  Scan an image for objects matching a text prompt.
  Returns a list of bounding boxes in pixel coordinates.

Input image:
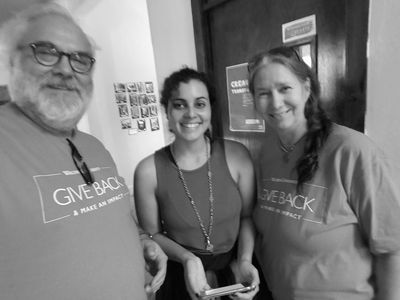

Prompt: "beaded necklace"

[170,138,214,252]
[279,135,304,163]
[279,140,296,163]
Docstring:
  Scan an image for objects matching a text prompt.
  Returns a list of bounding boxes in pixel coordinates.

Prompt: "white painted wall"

[5,0,397,181]
[146,0,197,144]
[366,0,400,163]
[146,0,197,91]
[0,0,195,194]
[72,0,166,193]
[145,0,400,166]
[74,0,197,192]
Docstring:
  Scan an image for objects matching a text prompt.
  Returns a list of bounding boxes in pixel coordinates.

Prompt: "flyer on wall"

[226,63,265,132]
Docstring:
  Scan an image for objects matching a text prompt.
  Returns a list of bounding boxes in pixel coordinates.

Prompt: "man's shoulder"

[74,130,109,149]
[0,103,31,139]
[75,130,103,144]
[73,130,114,164]
[0,102,20,123]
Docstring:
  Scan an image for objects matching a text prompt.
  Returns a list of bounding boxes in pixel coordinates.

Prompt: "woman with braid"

[248,46,400,300]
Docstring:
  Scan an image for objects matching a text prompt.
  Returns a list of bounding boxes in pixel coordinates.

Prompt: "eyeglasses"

[27,41,95,74]
[269,46,301,61]
[66,138,94,185]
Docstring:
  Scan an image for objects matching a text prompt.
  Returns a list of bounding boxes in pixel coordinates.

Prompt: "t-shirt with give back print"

[253,123,400,300]
[0,103,146,300]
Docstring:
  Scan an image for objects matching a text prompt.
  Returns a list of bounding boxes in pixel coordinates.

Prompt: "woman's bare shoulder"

[135,153,156,178]
[222,138,251,160]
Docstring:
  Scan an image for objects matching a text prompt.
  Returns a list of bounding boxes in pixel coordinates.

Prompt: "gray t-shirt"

[0,103,147,300]
[254,123,400,300]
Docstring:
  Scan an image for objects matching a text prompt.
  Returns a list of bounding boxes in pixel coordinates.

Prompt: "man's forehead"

[19,14,92,53]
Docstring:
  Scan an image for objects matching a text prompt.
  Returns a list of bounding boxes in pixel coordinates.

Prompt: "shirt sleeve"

[347,138,400,254]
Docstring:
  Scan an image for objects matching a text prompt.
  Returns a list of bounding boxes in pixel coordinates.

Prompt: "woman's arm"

[133,155,209,299]
[375,252,400,300]
[225,141,260,298]
[344,133,400,299]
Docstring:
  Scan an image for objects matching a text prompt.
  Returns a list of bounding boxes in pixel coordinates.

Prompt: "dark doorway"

[191,0,369,158]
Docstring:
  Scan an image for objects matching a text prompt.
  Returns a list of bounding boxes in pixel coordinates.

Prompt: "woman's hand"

[183,256,210,299]
[229,259,260,300]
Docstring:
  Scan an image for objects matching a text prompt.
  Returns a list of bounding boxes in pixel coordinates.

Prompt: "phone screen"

[199,283,255,299]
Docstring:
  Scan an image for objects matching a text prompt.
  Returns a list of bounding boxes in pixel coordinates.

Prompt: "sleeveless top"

[154,138,242,254]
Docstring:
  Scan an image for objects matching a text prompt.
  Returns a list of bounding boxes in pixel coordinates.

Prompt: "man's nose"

[52,55,74,75]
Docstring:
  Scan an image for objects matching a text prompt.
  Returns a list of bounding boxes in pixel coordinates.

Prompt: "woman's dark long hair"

[160,66,215,139]
[160,66,215,110]
[248,46,332,192]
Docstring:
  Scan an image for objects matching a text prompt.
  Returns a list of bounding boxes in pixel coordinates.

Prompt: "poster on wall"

[113,81,161,135]
[226,63,265,132]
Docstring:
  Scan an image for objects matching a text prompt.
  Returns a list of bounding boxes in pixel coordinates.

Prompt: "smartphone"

[199,283,256,299]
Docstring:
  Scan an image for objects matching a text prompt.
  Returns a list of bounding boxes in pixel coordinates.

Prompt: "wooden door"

[191,0,369,158]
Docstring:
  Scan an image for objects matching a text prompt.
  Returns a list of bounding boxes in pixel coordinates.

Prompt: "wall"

[72,0,198,191]
[146,0,400,166]
[366,0,400,163]
[146,0,197,92]
[0,0,196,194]
[72,0,166,193]
[146,0,197,144]
[5,0,397,180]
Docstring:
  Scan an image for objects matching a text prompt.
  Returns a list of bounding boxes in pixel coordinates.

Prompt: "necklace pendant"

[206,239,214,252]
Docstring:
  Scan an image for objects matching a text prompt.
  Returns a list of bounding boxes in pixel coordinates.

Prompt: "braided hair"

[248,46,332,191]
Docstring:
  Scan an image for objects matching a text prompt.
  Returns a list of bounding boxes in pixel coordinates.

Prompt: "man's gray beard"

[8,67,92,133]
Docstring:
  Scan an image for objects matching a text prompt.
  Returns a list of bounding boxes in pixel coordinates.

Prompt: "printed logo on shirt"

[33,166,130,224]
[258,177,328,224]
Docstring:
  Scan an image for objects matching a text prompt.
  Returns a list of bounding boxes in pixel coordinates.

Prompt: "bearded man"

[0,3,166,299]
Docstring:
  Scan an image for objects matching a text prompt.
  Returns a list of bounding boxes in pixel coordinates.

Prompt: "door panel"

[192,0,368,158]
